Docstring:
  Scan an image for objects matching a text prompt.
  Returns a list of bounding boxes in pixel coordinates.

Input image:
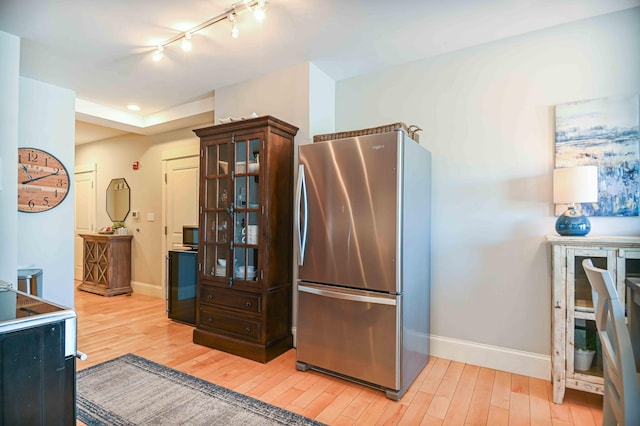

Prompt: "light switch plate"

[147,212,155,222]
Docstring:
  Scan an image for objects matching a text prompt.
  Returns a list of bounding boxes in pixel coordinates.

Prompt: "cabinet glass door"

[568,249,612,379]
[232,136,260,282]
[570,251,609,312]
[202,141,232,280]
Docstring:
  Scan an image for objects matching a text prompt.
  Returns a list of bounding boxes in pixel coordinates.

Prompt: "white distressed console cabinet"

[546,235,640,404]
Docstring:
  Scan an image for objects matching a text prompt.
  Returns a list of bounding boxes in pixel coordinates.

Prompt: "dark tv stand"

[167,249,197,325]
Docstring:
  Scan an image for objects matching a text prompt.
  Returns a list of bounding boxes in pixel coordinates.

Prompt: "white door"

[165,156,200,250]
[74,169,96,280]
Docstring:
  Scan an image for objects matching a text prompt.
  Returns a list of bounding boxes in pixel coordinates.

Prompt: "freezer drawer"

[296,282,400,390]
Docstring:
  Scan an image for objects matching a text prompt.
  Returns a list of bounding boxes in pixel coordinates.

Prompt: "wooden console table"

[78,233,133,296]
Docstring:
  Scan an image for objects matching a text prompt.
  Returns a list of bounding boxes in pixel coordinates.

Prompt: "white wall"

[309,63,336,137]
[18,77,76,307]
[335,8,640,374]
[215,62,312,144]
[0,31,20,287]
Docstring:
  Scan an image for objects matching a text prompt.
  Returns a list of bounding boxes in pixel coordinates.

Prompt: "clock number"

[56,178,64,187]
[45,157,49,167]
[28,199,35,209]
[54,189,58,198]
[28,152,38,162]
[43,197,49,206]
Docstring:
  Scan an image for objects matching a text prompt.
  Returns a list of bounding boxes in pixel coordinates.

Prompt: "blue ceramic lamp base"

[555,206,591,236]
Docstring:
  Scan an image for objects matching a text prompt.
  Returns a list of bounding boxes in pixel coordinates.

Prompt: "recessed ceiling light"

[127,104,141,111]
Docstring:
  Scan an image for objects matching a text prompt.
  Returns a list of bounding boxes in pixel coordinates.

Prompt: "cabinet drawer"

[200,287,261,313]
[199,308,261,340]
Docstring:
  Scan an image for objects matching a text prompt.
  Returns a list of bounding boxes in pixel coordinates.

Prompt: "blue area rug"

[77,353,324,426]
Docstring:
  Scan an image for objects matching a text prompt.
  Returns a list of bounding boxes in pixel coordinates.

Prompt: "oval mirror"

[106,178,130,222]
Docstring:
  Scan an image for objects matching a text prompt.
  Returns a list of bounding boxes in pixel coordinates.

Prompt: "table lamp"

[553,166,598,236]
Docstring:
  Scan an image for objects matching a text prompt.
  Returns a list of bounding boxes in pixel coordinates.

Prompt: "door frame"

[161,146,200,300]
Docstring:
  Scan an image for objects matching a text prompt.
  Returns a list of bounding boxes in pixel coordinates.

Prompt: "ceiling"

[1,0,638,144]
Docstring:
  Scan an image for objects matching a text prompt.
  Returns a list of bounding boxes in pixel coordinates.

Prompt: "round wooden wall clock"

[17,147,70,213]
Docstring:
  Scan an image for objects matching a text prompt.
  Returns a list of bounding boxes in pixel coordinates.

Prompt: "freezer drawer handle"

[295,164,308,265]
[299,285,397,306]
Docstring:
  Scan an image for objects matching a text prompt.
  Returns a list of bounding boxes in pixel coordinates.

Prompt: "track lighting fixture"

[151,0,266,61]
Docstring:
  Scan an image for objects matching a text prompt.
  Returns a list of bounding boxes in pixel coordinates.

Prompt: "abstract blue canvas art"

[555,95,639,216]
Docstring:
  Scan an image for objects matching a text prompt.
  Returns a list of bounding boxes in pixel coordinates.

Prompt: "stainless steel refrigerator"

[295,129,431,400]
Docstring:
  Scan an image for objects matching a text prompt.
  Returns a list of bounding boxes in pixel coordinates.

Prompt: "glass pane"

[574,318,603,377]
[249,138,260,173]
[204,179,216,208]
[235,213,246,244]
[248,176,259,208]
[219,143,229,175]
[235,177,247,209]
[206,145,218,175]
[233,247,258,281]
[575,255,607,310]
[217,177,229,209]
[204,212,215,243]
[627,256,640,280]
[203,245,215,278]
[214,245,230,277]
[235,140,247,174]
[215,212,229,243]
[247,212,258,245]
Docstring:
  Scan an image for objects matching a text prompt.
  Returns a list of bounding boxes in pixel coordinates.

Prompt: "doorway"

[74,165,97,280]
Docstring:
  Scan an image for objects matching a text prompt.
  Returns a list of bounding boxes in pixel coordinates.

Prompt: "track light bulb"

[181,33,192,52]
[152,45,164,62]
[254,0,265,21]
[229,13,239,38]
[254,6,265,21]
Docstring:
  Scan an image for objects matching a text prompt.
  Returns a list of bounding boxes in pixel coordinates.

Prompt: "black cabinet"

[0,320,75,425]
[167,250,197,325]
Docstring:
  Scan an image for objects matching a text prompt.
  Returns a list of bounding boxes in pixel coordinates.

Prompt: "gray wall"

[0,31,20,287]
[335,8,640,359]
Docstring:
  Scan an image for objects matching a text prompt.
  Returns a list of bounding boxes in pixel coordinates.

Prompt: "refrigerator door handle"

[299,284,397,306]
[295,164,308,265]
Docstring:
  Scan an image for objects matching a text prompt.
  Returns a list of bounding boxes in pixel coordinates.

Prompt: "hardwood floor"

[75,283,603,425]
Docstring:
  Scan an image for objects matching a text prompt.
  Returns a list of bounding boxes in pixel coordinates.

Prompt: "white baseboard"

[429,334,550,380]
[131,281,164,299]
[291,328,550,381]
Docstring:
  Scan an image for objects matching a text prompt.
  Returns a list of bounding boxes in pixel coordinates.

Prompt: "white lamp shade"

[553,166,598,203]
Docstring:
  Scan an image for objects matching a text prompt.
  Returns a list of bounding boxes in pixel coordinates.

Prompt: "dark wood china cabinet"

[192,115,298,363]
